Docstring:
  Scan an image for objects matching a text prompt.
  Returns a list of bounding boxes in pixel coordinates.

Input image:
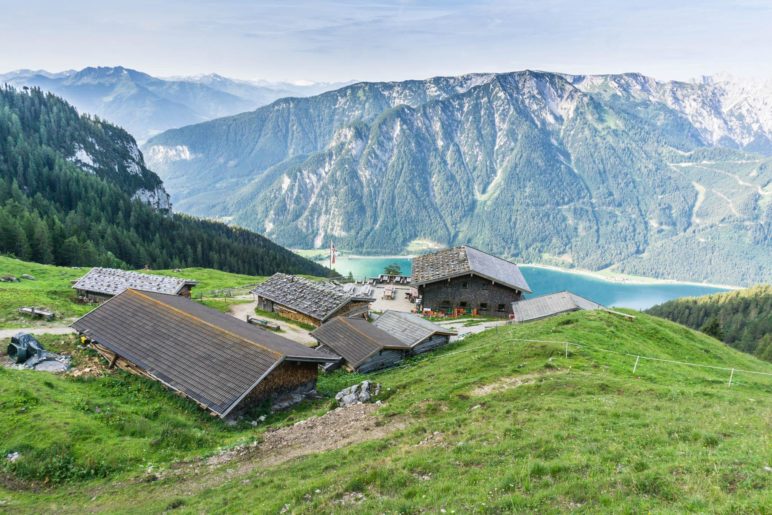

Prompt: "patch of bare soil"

[470,370,565,397]
[206,403,403,470]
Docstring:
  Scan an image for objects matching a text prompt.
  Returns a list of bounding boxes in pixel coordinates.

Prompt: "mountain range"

[143,71,772,286]
[0,67,349,141]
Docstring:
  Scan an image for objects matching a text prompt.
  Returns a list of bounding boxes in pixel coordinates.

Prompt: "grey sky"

[1,0,770,82]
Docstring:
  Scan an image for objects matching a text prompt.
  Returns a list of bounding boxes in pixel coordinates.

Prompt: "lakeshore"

[297,251,735,310]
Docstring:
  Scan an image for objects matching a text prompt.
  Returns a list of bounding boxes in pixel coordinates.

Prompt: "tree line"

[646,285,772,362]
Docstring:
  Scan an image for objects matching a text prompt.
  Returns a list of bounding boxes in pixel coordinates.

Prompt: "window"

[440,300,451,307]
[497,303,506,312]
[459,301,468,308]
[479,303,488,310]
[461,281,469,289]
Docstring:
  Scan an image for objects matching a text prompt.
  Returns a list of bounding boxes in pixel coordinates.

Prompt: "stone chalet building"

[412,246,532,318]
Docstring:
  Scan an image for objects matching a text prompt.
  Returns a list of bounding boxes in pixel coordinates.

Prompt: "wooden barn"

[412,246,532,318]
[72,267,197,303]
[71,289,337,417]
[252,273,375,327]
[372,310,457,354]
[511,291,603,323]
[310,316,410,373]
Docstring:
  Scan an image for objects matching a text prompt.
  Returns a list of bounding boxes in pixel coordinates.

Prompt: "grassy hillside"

[1,310,770,512]
[0,256,264,328]
[647,285,772,362]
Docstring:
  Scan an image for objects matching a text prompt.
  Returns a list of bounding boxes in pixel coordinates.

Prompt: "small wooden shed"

[372,311,457,354]
[71,289,337,417]
[310,316,410,373]
[511,291,603,323]
[72,267,197,303]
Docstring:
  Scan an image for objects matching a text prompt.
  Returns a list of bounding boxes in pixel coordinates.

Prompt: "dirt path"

[228,298,316,345]
[437,319,509,341]
[0,326,75,339]
[202,403,403,470]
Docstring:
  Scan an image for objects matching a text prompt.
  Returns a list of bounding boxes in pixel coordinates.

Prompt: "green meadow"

[1,308,770,513]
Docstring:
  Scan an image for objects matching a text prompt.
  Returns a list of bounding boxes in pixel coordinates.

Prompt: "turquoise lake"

[323,255,730,310]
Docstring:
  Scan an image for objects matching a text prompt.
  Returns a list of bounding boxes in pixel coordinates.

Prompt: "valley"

[142,71,772,286]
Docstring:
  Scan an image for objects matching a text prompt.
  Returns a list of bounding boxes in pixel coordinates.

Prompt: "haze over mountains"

[143,71,772,286]
[0,67,350,141]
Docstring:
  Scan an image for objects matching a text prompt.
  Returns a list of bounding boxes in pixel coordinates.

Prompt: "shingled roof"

[511,291,603,323]
[372,311,456,348]
[253,274,375,322]
[71,289,336,417]
[310,316,410,369]
[411,246,531,293]
[73,267,196,297]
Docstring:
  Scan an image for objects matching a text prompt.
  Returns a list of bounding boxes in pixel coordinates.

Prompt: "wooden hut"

[71,289,337,417]
[372,311,457,354]
[412,246,531,318]
[252,273,375,327]
[73,267,197,303]
[310,316,410,373]
[511,291,603,323]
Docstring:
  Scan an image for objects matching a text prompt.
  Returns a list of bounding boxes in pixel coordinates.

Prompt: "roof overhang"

[413,271,532,293]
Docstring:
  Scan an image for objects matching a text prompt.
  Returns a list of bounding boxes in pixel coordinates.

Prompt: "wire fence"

[369,331,772,390]
[510,338,772,386]
[192,284,259,300]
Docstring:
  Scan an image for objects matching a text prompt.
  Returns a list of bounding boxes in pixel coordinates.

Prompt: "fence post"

[728,368,735,387]
[565,341,569,359]
[632,355,640,374]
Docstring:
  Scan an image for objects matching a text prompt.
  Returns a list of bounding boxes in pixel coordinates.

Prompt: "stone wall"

[275,306,322,327]
[419,275,523,317]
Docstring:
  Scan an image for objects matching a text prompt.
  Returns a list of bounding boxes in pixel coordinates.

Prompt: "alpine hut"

[73,267,197,303]
[252,273,375,327]
[310,316,410,373]
[511,291,603,323]
[372,311,457,354]
[71,289,338,417]
[412,246,531,318]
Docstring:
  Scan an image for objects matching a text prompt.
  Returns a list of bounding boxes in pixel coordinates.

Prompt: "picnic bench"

[246,315,281,331]
[17,307,56,321]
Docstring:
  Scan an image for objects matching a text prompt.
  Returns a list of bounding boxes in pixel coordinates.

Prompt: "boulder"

[0,275,19,283]
[335,381,381,407]
[20,274,36,280]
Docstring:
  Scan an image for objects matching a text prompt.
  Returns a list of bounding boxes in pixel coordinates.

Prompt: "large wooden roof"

[73,267,196,296]
[372,311,456,348]
[511,291,602,323]
[411,246,531,293]
[252,273,374,322]
[72,289,336,417]
[310,316,409,369]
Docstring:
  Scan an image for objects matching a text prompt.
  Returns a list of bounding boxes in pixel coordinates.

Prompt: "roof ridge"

[129,290,282,359]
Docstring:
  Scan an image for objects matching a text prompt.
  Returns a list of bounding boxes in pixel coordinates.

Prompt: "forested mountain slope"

[647,285,772,362]
[144,72,771,286]
[0,86,328,276]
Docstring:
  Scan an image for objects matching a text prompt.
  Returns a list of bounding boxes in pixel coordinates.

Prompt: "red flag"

[331,242,336,265]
